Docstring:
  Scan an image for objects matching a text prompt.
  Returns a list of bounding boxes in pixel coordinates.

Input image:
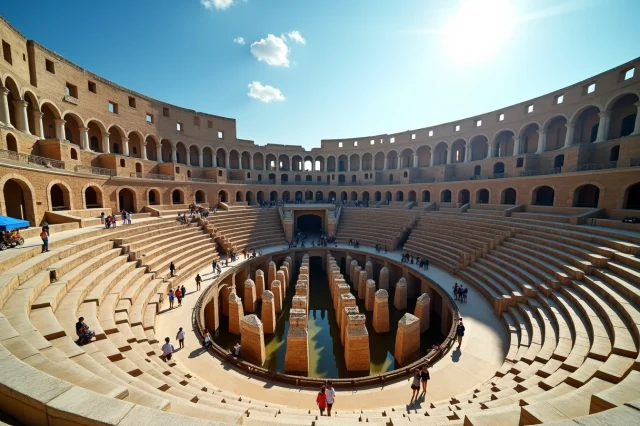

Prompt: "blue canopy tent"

[0,215,30,232]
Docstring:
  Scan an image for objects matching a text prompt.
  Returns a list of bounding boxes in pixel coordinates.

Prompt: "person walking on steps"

[316,385,327,416]
[162,337,175,361]
[325,381,336,417]
[181,284,186,298]
[169,262,176,277]
[40,225,49,253]
[176,327,185,349]
[456,319,465,348]
[168,290,175,309]
[195,274,202,291]
[410,368,421,403]
[175,287,183,307]
[420,364,430,394]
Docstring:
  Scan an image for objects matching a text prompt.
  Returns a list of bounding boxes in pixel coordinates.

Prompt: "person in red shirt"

[175,287,182,307]
[316,385,327,416]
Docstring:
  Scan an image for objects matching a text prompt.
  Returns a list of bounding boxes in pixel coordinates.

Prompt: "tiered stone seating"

[335,207,418,249]
[206,207,286,253]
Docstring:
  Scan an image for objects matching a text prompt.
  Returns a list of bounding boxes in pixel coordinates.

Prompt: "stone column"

[337,291,355,329]
[563,124,575,148]
[120,137,129,156]
[341,306,359,346]
[373,289,390,333]
[98,133,109,153]
[384,155,388,170]
[255,270,265,301]
[413,153,419,167]
[141,141,148,160]
[243,279,257,313]
[513,134,521,156]
[345,256,352,278]
[280,265,289,290]
[268,261,277,290]
[156,144,162,162]
[429,152,436,167]
[171,146,177,162]
[365,261,373,280]
[414,293,431,333]
[365,279,376,311]
[271,280,283,313]
[292,295,307,311]
[199,151,204,168]
[345,314,370,372]
[78,127,89,150]
[240,314,265,365]
[277,270,287,293]
[54,119,66,140]
[261,290,276,334]
[353,265,362,294]
[535,129,547,154]
[357,270,368,300]
[12,99,30,133]
[394,278,408,310]
[295,282,308,306]
[379,267,389,291]
[395,313,420,365]
[633,101,640,136]
[349,260,358,282]
[0,88,10,126]
[229,293,244,335]
[595,111,611,142]
[284,309,308,373]
[31,111,44,138]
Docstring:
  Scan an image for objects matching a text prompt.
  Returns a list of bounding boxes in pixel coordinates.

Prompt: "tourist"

[168,289,175,309]
[176,327,185,349]
[456,319,465,348]
[453,283,459,300]
[40,224,49,253]
[233,342,241,357]
[169,262,176,277]
[410,368,421,403]
[195,274,202,291]
[420,364,430,393]
[175,287,183,306]
[111,214,117,228]
[121,209,127,225]
[217,264,222,276]
[162,337,175,361]
[316,385,327,416]
[462,286,468,303]
[100,212,105,225]
[127,211,132,225]
[202,331,212,349]
[75,316,95,344]
[325,381,336,417]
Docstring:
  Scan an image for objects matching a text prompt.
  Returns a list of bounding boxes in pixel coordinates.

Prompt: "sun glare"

[443,0,516,63]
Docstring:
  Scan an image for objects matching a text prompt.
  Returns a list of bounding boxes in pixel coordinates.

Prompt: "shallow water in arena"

[214,256,443,378]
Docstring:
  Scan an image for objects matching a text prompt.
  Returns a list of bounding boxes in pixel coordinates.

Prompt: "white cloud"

[201,0,234,11]
[247,81,285,103]
[233,37,245,45]
[250,34,290,67]
[286,30,306,45]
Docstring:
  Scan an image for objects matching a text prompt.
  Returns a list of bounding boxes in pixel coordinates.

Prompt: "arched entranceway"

[502,188,517,205]
[625,183,640,209]
[2,178,35,224]
[573,185,599,208]
[218,190,228,203]
[476,189,490,204]
[458,189,470,204]
[84,186,102,208]
[50,184,70,211]
[533,186,555,206]
[148,189,160,205]
[119,189,135,212]
[441,190,452,203]
[195,190,206,204]
[297,214,322,233]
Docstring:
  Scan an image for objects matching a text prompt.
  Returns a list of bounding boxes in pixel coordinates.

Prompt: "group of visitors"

[288,231,309,249]
[313,234,336,248]
[374,243,388,253]
[410,364,431,403]
[212,260,222,276]
[241,248,260,259]
[348,239,360,248]
[453,283,468,303]
[315,381,337,416]
[167,284,188,309]
[401,253,429,269]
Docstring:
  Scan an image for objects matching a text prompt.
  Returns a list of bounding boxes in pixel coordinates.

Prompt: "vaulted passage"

[297,214,322,233]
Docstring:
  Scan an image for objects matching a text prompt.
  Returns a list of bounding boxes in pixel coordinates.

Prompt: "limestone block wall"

[284,309,309,373]
[373,289,390,333]
[395,313,421,365]
[229,293,244,335]
[261,290,276,334]
[345,314,370,372]
[240,314,266,365]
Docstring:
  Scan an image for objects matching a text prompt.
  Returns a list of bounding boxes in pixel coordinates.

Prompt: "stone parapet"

[373,289,390,333]
[394,277,408,310]
[240,314,266,365]
[379,267,389,291]
[395,313,421,365]
[261,290,276,334]
[414,293,431,333]
[365,279,376,311]
[345,314,370,372]
[229,293,244,335]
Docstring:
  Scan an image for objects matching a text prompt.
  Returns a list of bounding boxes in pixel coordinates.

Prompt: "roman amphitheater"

[0,14,640,426]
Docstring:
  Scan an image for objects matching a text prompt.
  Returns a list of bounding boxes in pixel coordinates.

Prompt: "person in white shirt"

[233,342,241,357]
[176,327,185,349]
[162,337,175,361]
[203,331,212,349]
[326,381,336,416]
[126,212,132,225]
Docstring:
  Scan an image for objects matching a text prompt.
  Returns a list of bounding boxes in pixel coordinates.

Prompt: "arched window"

[89,136,99,151]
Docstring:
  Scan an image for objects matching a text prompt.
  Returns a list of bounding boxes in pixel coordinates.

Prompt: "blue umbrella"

[0,215,30,232]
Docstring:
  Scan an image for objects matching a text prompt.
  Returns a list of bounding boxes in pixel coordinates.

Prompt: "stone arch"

[62,111,84,148]
[253,152,265,170]
[433,142,448,165]
[476,188,490,204]
[326,155,336,172]
[394,190,404,202]
[569,105,601,144]
[519,122,540,154]
[492,129,515,157]
[440,189,452,203]
[374,191,381,202]
[2,75,21,129]
[572,184,600,208]
[542,115,568,151]
[107,124,126,154]
[417,145,431,167]
[314,155,325,172]
[195,190,207,204]
[384,191,392,202]
[175,141,188,165]
[269,190,279,202]
[257,191,265,203]
[337,154,348,172]
[531,185,555,206]
[23,90,39,135]
[235,191,245,202]
[218,190,229,203]
[399,148,413,168]
[361,153,373,171]
[265,153,277,171]
[605,93,639,139]
[171,188,185,204]
[216,147,228,168]
[0,173,37,225]
[189,144,200,167]
[421,190,431,202]
[40,101,62,139]
[349,153,360,171]
[408,190,416,202]
[458,189,470,204]
[623,182,640,210]
[373,152,385,170]
[501,187,517,205]
[5,131,18,152]
[291,155,303,172]
[303,155,314,171]
[469,135,489,161]
[202,146,214,167]
[146,187,161,205]
[493,162,505,175]
[82,184,104,208]
[47,180,73,211]
[361,191,370,202]
[450,139,466,163]
[241,151,251,169]
[117,187,137,212]
[278,154,290,171]
[128,131,144,158]
[386,150,398,169]
[87,119,107,152]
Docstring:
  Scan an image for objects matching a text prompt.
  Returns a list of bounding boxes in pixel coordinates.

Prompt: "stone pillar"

[284,309,308,373]
[345,256,352,278]
[243,279,257,313]
[295,282,309,308]
[379,267,389,291]
[413,153,419,168]
[365,279,376,311]
[414,293,431,333]
[0,88,10,126]
[384,155,389,170]
[280,265,289,290]
[595,111,612,142]
[632,102,640,136]
[429,152,436,167]
[171,146,177,162]
[261,290,276,334]
[122,137,130,156]
[357,270,368,300]
[240,314,265,365]
[338,292,356,329]
[98,133,109,154]
[141,141,148,160]
[12,99,30,133]
[394,278,408,310]
[353,266,362,294]
[271,280,283,313]
[350,260,358,282]
[512,135,521,156]
[345,314,370,372]
[78,127,89,150]
[563,124,575,148]
[156,144,162,162]
[199,151,204,168]
[54,119,66,140]
[268,261,277,290]
[395,313,420,365]
[535,129,547,154]
[373,289,390,333]
[221,285,232,317]
[292,295,307,311]
[277,270,287,293]
[229,293,244,335]
[365,261,373,281]
[341,306,359,346]
[255,270,265,301]
[32,111,44,138]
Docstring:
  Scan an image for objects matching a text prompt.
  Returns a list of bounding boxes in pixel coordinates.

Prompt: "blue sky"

[2,0,639,148]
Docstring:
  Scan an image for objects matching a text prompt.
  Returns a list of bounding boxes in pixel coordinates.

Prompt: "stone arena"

[1,13,640,426]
